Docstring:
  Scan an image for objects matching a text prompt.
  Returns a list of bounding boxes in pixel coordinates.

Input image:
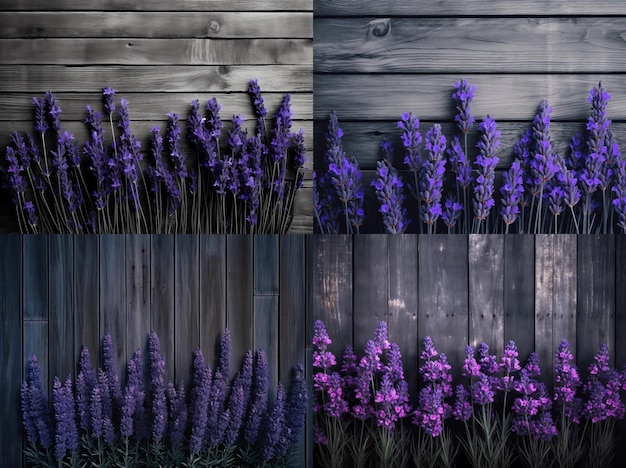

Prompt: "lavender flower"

[102,87,116,115]
[452,384,472,422]
[167,112,187,179]
[206,369,227,448]
[166,381,187,445]
[442,194,463,232]
[477,342,499,376]
[128,349,148,441]
[149,331,167,442]
[21,355,53,448]
[102,333,122,412]
[473,115,500,231]
[452,79,476,135]
[399,111,422,203]
[223,350,254,446]
[500,340,521,391]
[462,345,481,378]
[472,373,495,406]
[525,352,542,378]
[554,340,582,422]
[52,376,79,460]
[414,387,445,436]
[33,97,49,134]
[276,363,308,457]
[261,383,286,460]
[375,373,410,430]
[248,79,268,138]
[189,349,211,454]
[372,159,409,233]
[613,160,626,232]
[419,336,453,396]
[313,320,336,371]
[44,91,62,133]
[244,349,269,446]
[500,160,524,231]
[120,387,136,440]
[420,124,447,230]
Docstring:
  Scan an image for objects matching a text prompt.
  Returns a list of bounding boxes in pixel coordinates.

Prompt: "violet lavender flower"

[248,79,268,138]
[224,350,254,446]
[166,381,187,446]
[205,369,227,448]
[554,340,582,422]
[148,331,167,443]
[500,340,522,391]
[452,79,476,135]
[189,349,211,454]
[473,115,500,232]
[372,159,408,233]
[500,160,524,232]
[442,194,463,232]
[420,124,447,231]
[399,111,422,203]
[103,87,116,115]
[244,349,269,446]
[462,345,482,378]
[277,363,308,457]
[21,355,53,449]
[613,160,626,233]
[102,332,123,412]
[452,384,472,422]
[45,91,62,133]
[33,97,49,134]
[52,376,79,461]
[261,382,286,461]
[128,348,148,441]
[167,112,187,180]
[583,344,625,422]
[76,347,97,433]
[414,387,445,436]
[472,373,495,406]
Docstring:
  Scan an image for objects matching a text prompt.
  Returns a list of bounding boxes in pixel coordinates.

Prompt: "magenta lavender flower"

[500,340,521,391]
[414,386,445,436]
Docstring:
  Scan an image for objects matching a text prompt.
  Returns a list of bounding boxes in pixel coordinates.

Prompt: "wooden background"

[311,235,626,403]
[313,0,626,231]
[0,234,311,467]
[0,0,313,232]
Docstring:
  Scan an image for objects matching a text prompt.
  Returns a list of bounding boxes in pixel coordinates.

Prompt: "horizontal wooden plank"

[315,0,626,16]
[313,74,626,121]
[288,187,313,233]
[0,38,312,65]
[0,12,312,39]
[0,0,313,11]
[0,91,312,122]
[313,120,625,171]
[0,65,313,93]
[315,18,626,74]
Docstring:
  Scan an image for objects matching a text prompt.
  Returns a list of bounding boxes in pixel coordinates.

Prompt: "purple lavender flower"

[472,373,495,406]
[583,344,624,422]
[218,328,231,378]
[463,345,481,378]
[414,387,445,436]
[452,79,476,135]
[613,160,626,232]
[452,384,472,422]
[313,320,336,371]
[102,87,116,115]
[375,372,410,430]
[206,368,227,448]
[372,159,409,233]
[261,382,286,461]
[399,111,422,202]
[477,342,499,375]
[33,97,49,134]
[473,115,500,230]
[44,91,62,133]
[525,352,542,378]
[249,79,268,138]
[148,331,167,442]
[102,332,123,412]
[91,384,105,440]
[166,381,187,445]
[270,94,293,166]
[500,160,524,231]
[53,376,79,460]
[442,194,463,232]
[224,350,254,446]
[276,363,308,457]
[420,124,447,230]
[244,349,269,446]
[189,349,211,454]
[120,387,136,440]
[554,340,582,422]
[21,355,53,448]
[420,336,453,396]
[128,348,148,441]
[167,112,187,180]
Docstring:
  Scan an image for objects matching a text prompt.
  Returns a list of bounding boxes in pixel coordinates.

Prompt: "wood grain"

[315,0,626,16]
[126,235,151,359]
[23,235,48,320]
[315,18,626,74]
[616,236,626,367]
[418,235,469,377]
[313,74,626,121]
[0,38,312,65]
[0,12,312,39]
[551,235,577,359]
[254,235,279,295]
[0,65,313,93]
[254,295,279,398]
[151,234,175,383]
[535,235,555,386]
[73,235,100,364]
[0,0,313,11]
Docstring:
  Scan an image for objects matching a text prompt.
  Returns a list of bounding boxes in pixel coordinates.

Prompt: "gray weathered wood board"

[0,0,313,11]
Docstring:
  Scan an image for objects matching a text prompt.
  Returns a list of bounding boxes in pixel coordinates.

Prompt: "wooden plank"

[174,235,200,383]
[23,321,48,393]
[387,235,419,400]
[315,18,626,73]
[468,235,505,356]
[310,235,353,357]
[0,92,312,122]
[126,235,151,360]
[0,38,312,65]
[503,235,535,363]
[199,235,226,371]
[278,235,306,381]
[313,120,614,172]
[552,235,577,361]
[417,235,469,378]
[315,0,626,16]
[99,235,126,381]
[535,235,555,386]
[254,235,279,295]
[226,235,253,373]
[73,235,100,365]
[0,0,313,11]
[313,74,626,121]
[151,234,175,383]
[49,235,74,383]
[0,235,22,468]
[352,235,388,355]
[23,235,48,320]
[0,12,312,39]
[577,235,616,376]
[616,236,626,368]
[288,187,313,234]
[0,64,313,92]
[254,295,279,399]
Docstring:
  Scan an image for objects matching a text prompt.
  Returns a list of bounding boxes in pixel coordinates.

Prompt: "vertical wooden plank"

[279,235,306,382]
[174,235,200,384]
[23,235,48,320]
[0,235,22,468]
[126,235,151,361]
[199,235,226,372]
[535,235,555,386]
[99,235,126,382]
[469,235,505,356]
[387,235,419,400]
[353,235,388,355]
[23,321,48,389]
[310,235,353,359]
[254,235,279,296]
[49,235,74,382]
[552,235,577,365]
[74,235,99,365]
[577,235,615,376]
[616,236,626,368]
[504,235,535,363]
[151,235,175,384]
[418,235,469,378]
[254,295,279,400]
[227,235,253,373]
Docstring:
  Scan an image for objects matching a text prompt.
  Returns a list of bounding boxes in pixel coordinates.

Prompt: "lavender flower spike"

[372,158,409,233]
[244,349,269,446]
[21,354,53,449]
[261,382,286,461]
[149,331,167,442]
[452,79,476,135]
[472,115,500,232]
[53,376,79,461]
[189,349,211,454]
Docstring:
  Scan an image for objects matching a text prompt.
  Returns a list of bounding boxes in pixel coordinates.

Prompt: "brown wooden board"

[387,235,419,400]
[254,294,279,399]
[616,236,626,367]
[469,235,505,356]
[73,235,100,366]
[503,235,535,363]
[151,234,175,383]
[0,38,312,65]
[0,12,312,39]
[577,235,616,375]
[174,235,200,383]
[0,0,313,11]
[23,235,48,320]
[353,234,388,355]
[199,235,227,372]
[99,235,127,381]
[0,235,23,468]
[315,0,626,16]
[0,64,313,92]
[310,235,353,358]
[254,235,279,295]
[535,235,555,386]
[418,235,469,378]
[126,235,151,360]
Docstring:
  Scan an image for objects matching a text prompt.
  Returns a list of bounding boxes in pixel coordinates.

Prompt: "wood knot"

[218,65,230,75]
[208,20,221,33]
[368,18,391,38]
